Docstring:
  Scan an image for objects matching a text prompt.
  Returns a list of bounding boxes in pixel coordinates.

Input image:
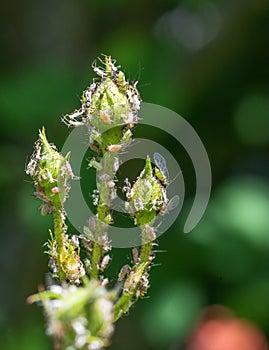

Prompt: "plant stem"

[113,225,153,322]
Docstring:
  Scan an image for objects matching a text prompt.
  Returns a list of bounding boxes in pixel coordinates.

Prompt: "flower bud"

[26,128,72,208]
[46,232,85,284]
[126,156,166,226]
[28,281,114,350]
[82,56,140,131]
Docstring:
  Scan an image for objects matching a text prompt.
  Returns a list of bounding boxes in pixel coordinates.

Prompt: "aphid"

[34,191,51,203]
[113,157,119,173]
[62,109,84,127]
[100,255,111,271]
[106,144,122,152]
[110,188,117,200]
[89,143,100,154]
[161,195,180,216]
[144,224,156,241]
[88,216,96,232]
[107,180,115,189]
[118,264,130,281]
[101,278,109,287]
[132,247,139,264]
[65,160,75,178]
[89,158,102,171]
[153,152,169,186]
[51,187,61,194]
[40,203,53,216]
[99,110,111,124]
[97,234,110,248]
[92,64,107,78]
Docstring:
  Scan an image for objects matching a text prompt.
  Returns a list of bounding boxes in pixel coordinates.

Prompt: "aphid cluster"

[123,152,179,220]
[62,55,141,137]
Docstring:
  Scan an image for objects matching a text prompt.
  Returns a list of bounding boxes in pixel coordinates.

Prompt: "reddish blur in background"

[187,305,268,350]
[1,0,269,349]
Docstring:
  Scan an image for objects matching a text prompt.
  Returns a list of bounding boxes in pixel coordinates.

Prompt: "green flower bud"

[26,128,72,209]
[46,232,85,284]
[28,280,114,350]
[82,56,140,131]
[126,156,166,226]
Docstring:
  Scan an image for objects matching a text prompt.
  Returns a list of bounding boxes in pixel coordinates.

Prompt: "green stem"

[52,197,67,281]
[52,199,65,251]
[113,226,153,322]
[91,242,103,279]
[90,152,116,279]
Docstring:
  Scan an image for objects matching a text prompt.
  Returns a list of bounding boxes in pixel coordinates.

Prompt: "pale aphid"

[144,224,156,241]
[99,110,111,124]
[92,61,107,78]
[100,255,111,272]
[106,144,122,152]
[153,152,169,186]
[161,194,180,215]
[132,247,139,264]
[107,180,115,189]
[51,187,61,194]
[113,157,119,173]
[118,264,130,281]
[101,278,109,287]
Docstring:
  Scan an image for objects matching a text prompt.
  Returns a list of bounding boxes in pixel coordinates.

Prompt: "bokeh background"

[1,0,269,349]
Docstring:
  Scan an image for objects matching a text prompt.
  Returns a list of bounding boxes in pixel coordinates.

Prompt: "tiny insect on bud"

[101,278,109,287]
[89,143,100,154]
[113,157,119,173]
[51,187,61,194]
[110,188,117,201]
[62,108,84,127]
[144,224,156,241]
[107,180,115,189]
[153,152,169,187]
[97,234,110,248]
[99,111,111,124]
[92,65,107,78]
[89,159,103,171]
[88,216,96,232]
[160,195,180,216]
[40,203,53,216]
[106,144,122,152]
[118,264,130,281]
[100,255,111,271]
[34,191,51,203]
[62,160,75,179]
[132,247,139,264]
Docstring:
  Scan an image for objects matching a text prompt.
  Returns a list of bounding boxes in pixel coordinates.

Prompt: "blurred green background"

[1,0,269,349]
